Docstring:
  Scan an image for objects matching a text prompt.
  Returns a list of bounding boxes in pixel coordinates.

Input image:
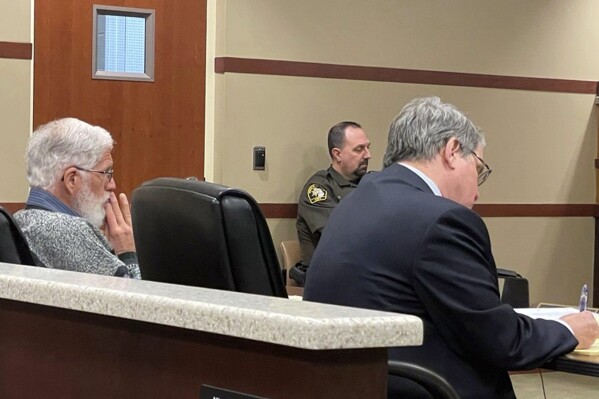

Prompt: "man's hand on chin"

[103,192,136,254]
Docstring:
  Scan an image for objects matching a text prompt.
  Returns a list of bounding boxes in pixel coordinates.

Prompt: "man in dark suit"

[303,96,599,399]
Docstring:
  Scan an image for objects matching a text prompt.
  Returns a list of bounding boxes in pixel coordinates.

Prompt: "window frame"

[92,4,155,82]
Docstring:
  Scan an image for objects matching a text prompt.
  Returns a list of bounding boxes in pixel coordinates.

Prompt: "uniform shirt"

[296,166,358,266]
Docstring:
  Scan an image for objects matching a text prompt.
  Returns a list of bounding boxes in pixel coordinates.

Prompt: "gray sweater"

[14,209,141,279]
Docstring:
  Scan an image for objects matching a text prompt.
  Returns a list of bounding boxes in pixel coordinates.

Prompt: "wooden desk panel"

[0,298,388,399]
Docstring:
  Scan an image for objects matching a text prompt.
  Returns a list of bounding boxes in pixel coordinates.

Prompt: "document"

[515,307,599,355]
[514,307,578,321]
[573,340,599,356]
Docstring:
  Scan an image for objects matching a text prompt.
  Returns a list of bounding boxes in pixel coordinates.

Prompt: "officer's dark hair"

[327,121,362,158]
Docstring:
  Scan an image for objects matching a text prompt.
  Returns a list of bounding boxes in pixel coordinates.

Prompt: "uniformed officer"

[290,121,371,286]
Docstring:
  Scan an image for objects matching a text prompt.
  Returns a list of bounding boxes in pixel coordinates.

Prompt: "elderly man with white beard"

[14,118,141,279]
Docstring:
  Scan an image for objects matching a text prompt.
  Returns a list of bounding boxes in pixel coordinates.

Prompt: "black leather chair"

[0,206,40,266]
[387,360,460,399]
[131,178,287,298]
[498,268,530,308]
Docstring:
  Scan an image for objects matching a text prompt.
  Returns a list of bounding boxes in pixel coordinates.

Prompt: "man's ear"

[331,148,342,163]
[443,138,462,170]
[61,167,79,195]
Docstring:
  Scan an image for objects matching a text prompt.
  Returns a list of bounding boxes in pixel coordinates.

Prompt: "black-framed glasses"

[74,166,114,182]
[471,152,492,186]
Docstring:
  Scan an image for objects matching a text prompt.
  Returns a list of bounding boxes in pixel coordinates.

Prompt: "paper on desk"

[514,307,579,321]
[573,339,599,356]
[515,308,599,355]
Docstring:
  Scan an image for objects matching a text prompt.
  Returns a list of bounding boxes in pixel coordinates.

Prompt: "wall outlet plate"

[253,146,265,170]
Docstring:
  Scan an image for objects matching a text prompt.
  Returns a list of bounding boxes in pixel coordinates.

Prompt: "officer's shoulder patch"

[307,183,328,204]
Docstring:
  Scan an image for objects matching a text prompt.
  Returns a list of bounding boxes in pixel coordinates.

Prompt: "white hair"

[383,96,485,168]
[26,118,114,189]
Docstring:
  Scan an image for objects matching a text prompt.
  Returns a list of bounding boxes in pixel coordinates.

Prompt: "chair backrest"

[0,206,40,266]
[498,268,530,308]
[387,360,460,399]
[280,240,301,286]
[131,178,287,298]
[280,240,301,270]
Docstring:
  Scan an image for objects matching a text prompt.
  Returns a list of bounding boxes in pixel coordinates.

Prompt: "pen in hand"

[579,284,588,312]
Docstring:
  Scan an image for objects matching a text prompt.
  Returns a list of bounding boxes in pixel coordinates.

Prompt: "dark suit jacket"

[303,163,578,399]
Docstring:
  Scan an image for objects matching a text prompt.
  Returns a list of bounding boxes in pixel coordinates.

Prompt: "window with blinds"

[92,5,155,82]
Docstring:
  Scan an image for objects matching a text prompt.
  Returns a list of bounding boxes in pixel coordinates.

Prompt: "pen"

[579,284,588,312]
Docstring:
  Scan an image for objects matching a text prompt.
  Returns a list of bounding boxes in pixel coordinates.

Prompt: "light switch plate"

[253,146,265,170]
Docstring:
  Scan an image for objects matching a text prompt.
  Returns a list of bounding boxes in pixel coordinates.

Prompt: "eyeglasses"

[471,152,492,186]
[74,166,114,182]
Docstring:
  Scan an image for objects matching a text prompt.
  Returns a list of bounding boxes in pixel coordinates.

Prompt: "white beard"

[73,181,109,228]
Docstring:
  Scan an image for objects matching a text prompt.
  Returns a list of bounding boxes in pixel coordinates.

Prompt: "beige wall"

[222,0,599,79]
[209,0,599,304]
[0,0,31,201]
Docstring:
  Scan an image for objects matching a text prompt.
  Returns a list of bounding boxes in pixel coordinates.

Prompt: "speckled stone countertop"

[0,262,422,350]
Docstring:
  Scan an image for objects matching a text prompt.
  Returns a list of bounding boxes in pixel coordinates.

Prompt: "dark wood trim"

[260,203,599,219]
[260,203,298,219]
[215,57,598,94]
[0,41,32,60]
[595,218,599,307]
[595,158,599,169]
[473,204,599,217]
[0,203,25,214]
[6,201,597,218]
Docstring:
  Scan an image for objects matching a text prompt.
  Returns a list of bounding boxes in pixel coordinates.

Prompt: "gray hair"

[383,96,484,168]
[26,118,114,189]
[327,121,362,158]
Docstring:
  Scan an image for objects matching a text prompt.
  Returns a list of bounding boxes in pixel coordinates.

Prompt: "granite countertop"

[0,262,422,350]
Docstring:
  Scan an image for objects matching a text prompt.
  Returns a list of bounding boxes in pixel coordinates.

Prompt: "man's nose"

[364,148,372,159]
[106,177,117,191]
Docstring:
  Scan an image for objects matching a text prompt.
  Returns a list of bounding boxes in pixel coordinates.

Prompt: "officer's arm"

[299,182,337,234]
